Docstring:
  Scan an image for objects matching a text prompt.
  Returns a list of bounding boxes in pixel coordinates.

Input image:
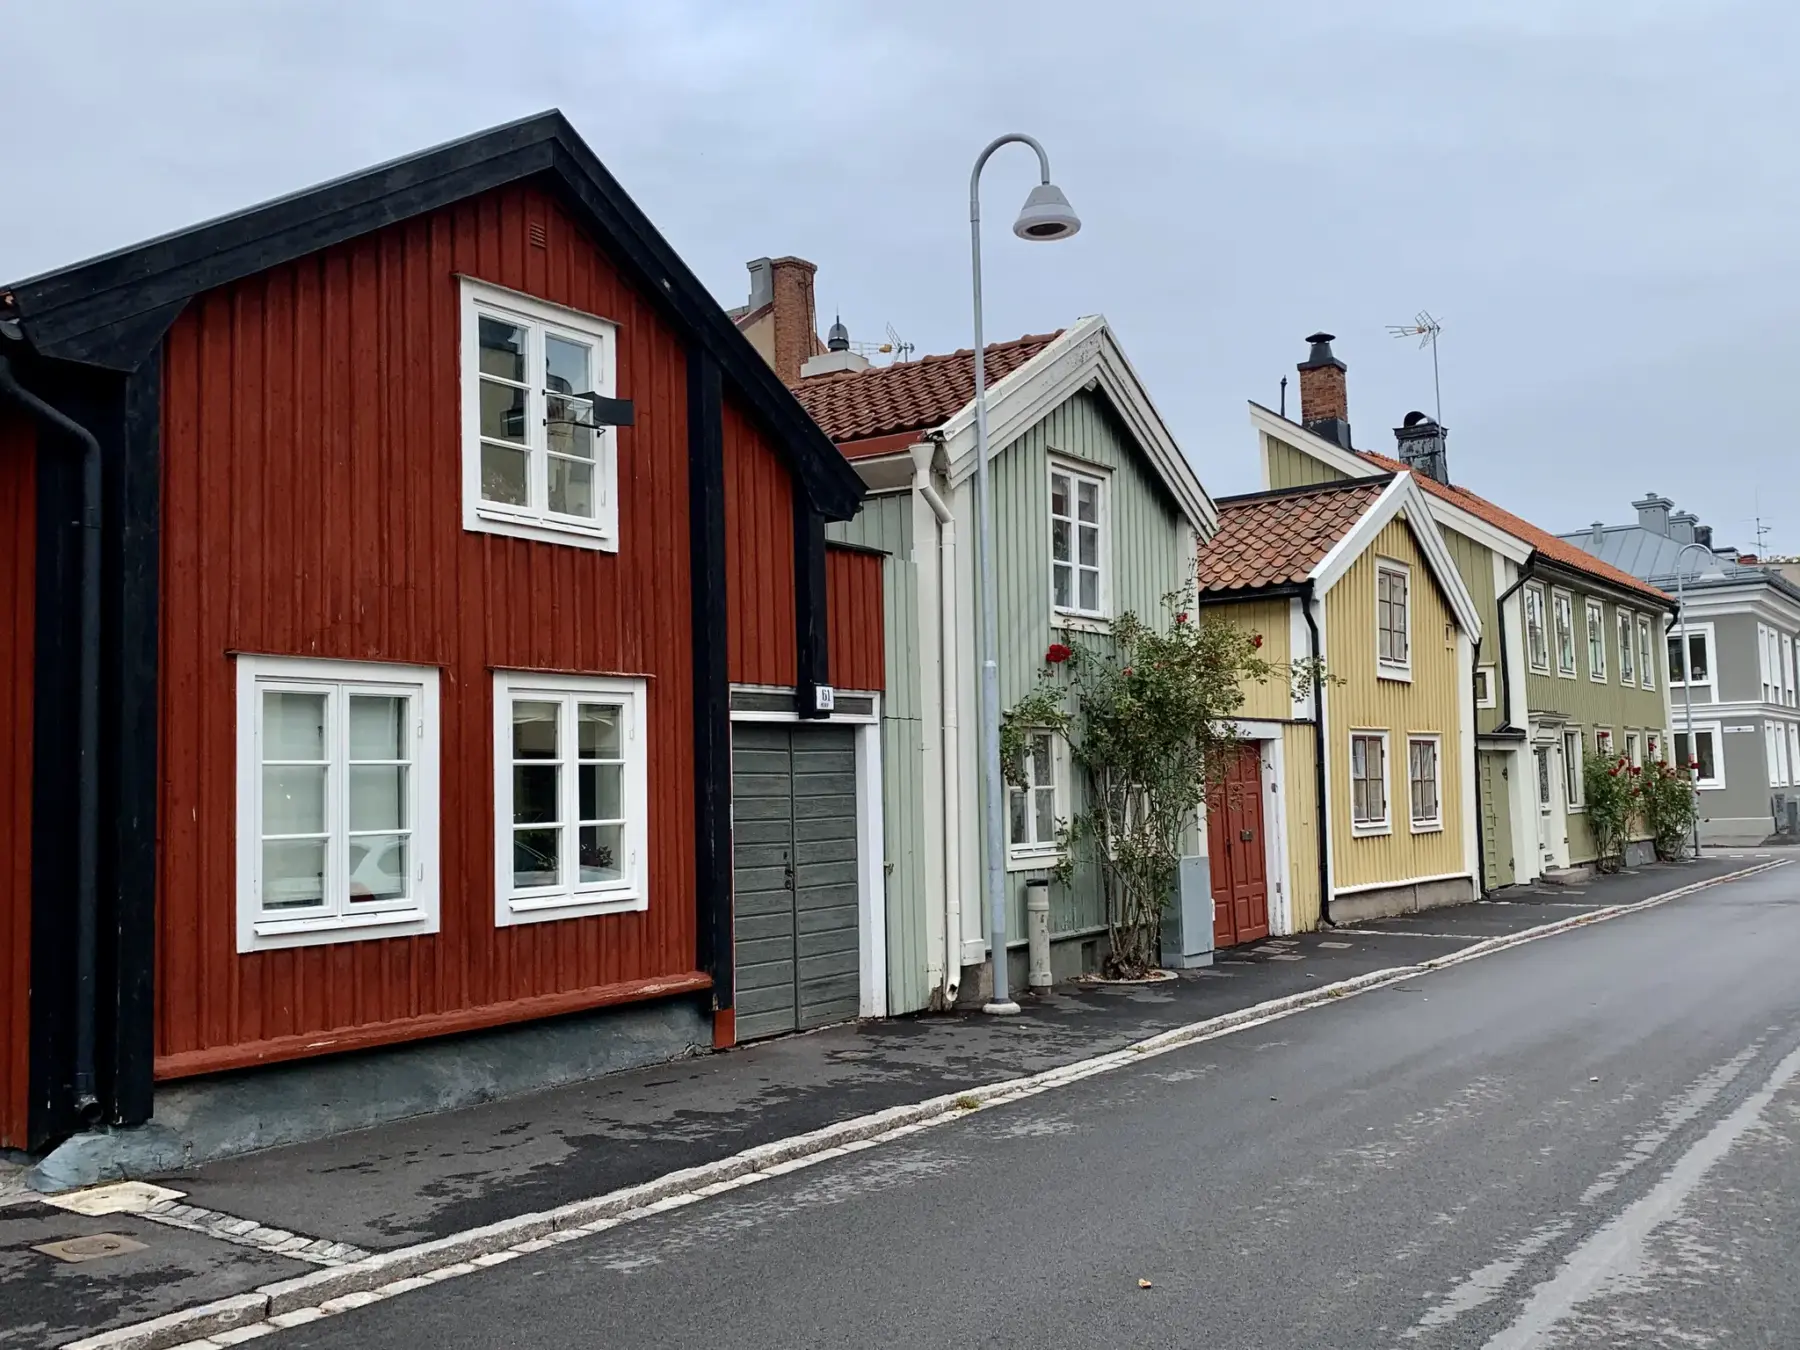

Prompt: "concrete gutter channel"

[47,858,1787,1350]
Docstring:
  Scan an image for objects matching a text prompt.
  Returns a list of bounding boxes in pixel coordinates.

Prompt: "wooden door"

[1208,741,1270,948]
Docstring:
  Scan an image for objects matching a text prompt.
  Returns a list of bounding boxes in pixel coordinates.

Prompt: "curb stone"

[64,860,1784,1350]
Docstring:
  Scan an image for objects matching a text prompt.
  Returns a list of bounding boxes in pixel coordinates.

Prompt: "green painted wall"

[1266,433,1350,490]
[1440,525,1502,736]
[827,494,934,1014]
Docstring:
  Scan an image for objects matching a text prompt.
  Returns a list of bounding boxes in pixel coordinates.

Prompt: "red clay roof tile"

[1196,481,1388,595]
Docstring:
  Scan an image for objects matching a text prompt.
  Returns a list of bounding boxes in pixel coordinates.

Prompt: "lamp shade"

[1012,182,1081,241]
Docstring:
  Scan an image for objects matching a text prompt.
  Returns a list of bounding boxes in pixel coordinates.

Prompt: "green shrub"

[1582,754,1641,873]
[1639,759,1698,860]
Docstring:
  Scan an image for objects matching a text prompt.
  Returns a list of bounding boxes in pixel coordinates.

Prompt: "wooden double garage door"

[732,723,861,1041]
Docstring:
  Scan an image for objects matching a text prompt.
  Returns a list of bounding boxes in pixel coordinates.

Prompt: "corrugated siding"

[827,494,932,1012]
[1441,526,1501,735]
[156,182,706,1077]
[0,412,32,1147]
[725,397,796,687]
[824,547,884,693]
[1202,597,1294,721]
[1326,516,1468,889]
[1283,723,1321,932]
[1265,434,1349,490]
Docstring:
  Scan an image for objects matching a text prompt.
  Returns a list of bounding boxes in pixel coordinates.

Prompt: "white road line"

[1482,1039,1800,1349]
[1331,928,1487,940]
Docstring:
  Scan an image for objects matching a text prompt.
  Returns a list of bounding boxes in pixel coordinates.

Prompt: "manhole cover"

[34,1233,148,1263]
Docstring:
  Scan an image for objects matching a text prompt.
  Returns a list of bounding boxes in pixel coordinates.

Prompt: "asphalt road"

[272,864,1800,1349]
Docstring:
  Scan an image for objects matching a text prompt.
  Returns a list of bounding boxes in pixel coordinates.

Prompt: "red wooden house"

[0,112,886,1158]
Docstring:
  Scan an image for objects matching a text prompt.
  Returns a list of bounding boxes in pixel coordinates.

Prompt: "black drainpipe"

[0,355,104,1123]
[1301,585,1332,926]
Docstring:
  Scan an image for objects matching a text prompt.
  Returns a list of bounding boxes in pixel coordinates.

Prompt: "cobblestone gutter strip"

[64,861,1786,1350]
[141,1200,370,1267]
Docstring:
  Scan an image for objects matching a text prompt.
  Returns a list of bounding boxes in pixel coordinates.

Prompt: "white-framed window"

[1767,723,1789,788]
[1049,461,1108,618]
[1759,624,1776,703]
[1008,729,1065,863]
[1375,558,1411,679]
[1350,731,1390,835]
[1637,615,1656,692]
[1617,609,1636,686]
[1407,734,1442,833]
[493,671,648,925]
[1667,623,1713,688]
[1536,745,1554,813]
[460,277,619,552]
[1674,723,1723,790]
[1552,589,1577,677]
[1474,665,1497,709]
[1647,730,1663,763]
[1585,598,1607,682]
[1624,731,1641,768]
[235,656,440,952]
[1563,728,1585,810]
[1788,724,1800,781]
[1784,635,1797,706]
[1525,584,1551,674]
[1595,726,1614,761]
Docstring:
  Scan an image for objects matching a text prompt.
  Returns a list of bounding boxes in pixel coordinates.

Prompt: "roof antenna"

[1387,310,1444,425]
[1279,375,1288,418]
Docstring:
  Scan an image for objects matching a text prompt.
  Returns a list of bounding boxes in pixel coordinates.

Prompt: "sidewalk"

[0,855,1766,1349]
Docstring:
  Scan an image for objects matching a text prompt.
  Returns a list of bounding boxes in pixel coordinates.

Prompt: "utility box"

[1160,855,1215,970]
[1774,793,1799,837]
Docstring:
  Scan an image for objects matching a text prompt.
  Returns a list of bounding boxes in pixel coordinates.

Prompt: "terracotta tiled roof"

[1355,451,1672,604]
[789,332,1060,446]
[1196,480,1388,595]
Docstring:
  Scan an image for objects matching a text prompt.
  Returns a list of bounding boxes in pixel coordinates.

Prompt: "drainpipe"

[0,355,104,1124]
[911,438,962,1006]
[1302,587,1332,927]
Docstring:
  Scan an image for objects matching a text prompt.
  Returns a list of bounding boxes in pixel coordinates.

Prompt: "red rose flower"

[1251,633,1264,649]
[1045,642,1073,665]
[1176,611,1189,624]
[1123,666,1134,676]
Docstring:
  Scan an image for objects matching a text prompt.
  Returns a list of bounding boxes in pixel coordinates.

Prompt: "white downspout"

[912,438,961,1006]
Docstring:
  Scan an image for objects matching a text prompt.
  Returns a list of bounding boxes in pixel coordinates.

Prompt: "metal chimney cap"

[1299,333,1346,371]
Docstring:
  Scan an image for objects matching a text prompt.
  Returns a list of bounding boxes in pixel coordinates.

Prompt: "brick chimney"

[768,256,819,384]
[1298,332,1352,449]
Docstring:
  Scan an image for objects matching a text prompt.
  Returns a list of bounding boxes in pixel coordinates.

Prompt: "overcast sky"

[7,1,1794,554]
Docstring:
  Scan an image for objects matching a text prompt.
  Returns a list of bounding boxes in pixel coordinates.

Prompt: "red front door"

[1208,741,1271,948]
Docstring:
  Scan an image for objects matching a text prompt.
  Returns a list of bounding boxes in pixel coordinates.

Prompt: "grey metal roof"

[1561,523,1800,604]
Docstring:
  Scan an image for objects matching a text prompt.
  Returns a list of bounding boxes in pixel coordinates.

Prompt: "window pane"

[263,691,326,760]
[263,839,326,910]
[579,822,623,884]
[1079,569,1099,612]
[544,334,590,395]
[1034,785,1055,842]
[1052,562,1071,608]
[579,704,622,758]
[1076,480,1098,524]
[348,695,406,761]
[1050,474,1069,518]
[513,827,561,888]
[1051,518,1071,563]
[481,442,530,506]
[348,834,408,903]
[262,765,326,835]
[1688,636,1709,682]
[580,762,623,822]
[1352,740,1366,778]
[1031,733,1053,786]
[479,378,528,443]
[513,701,559,758]
[349,764,407,832]
[1078,523,1099,568]
[1695,732,1716,780]
[546,396,595,461]
[1009,787,1028,845]
[512,765,559,825]
[548,456,595,518]
[478,317,527,382]
[1667,636,1683,683]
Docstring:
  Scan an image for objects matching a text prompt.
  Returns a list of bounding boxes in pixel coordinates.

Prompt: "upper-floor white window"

[1759,624,1777,703]
[1552,589,1577,677]
[1637,614,1656,692]
[1008,729,1065,863]
[1474,665,1497,709]
[494,671,649,926]
[1049,462,1108,618]
[1784,635,1797,706]
[1375,559,1411,679]
[1617,609,1636,685]
[1667,623,1713,688]
[1525,584,1550,673]
[235,656,441,952]
[461,278,619,552]
[1586,599,1607,682]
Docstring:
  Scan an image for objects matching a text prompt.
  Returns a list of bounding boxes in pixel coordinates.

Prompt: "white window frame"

[1667,622,1715,690]
[1406,734,1442,834]
[1349,730,1391,837]
[1525,584,1551,674]
[1767,723,1789,788]
[1646,730,1663,764]
[1048,459,1110,620]
[1624,730,1641,768]
[1637,614,1656,692]
[1675,721,1725,790]
[460,277,620,552]
[1552,589,1578,678]
[1617,609,1636,686]
[1007,728,1067,867]
[493,671,649,926]
[1594,726,1615,762]
[235,656,441,953]
[1585,598,1607,683]
[1759,624,1776,703]
[1788,724,1800,783]
[1784,635,1797,706]
[1563,728,1585,811]
[1474,664,1497,709]
[1375,558,1412,681]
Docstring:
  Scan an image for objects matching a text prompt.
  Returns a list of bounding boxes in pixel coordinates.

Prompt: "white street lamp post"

[1671,540,1715,860]
[968,134,1080,1015]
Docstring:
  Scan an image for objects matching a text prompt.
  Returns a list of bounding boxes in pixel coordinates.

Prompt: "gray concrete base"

[28,995,711,1193]
[1623,839,1658,868]
[955,932,1113,1008]
[1329,875,1477,926]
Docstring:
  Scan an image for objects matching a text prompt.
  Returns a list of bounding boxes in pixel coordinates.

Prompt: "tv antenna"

[848,322,915,365]
[1387,310,1444,426]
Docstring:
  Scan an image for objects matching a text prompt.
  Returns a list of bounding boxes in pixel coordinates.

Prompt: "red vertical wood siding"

[0,412,33,1147]
[825,546,884,693]
[723,396,796,687]
[155,183,709,1078]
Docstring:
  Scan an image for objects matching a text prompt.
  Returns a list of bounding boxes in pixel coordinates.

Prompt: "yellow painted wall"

[1201,597,1294,722]
[1265,433,1350,490]
[1326,514,1468,889]
[1283,722,1322,930]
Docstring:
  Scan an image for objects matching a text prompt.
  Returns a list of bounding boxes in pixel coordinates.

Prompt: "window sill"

[1053,613,1111,635]
[243,905,436,953]
[1555,669,1578,681]
[1566,804,1586,814]
[468,504,618,554]
[1410,820,1444,835]
[1350,821,1392,838]
[497,888,646,927]
[1588,674,1608,684]
[1007,849,1064,874]
[1377,664,1413,683]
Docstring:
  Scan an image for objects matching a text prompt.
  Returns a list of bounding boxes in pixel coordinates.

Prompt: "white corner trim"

[855,711,888,1018]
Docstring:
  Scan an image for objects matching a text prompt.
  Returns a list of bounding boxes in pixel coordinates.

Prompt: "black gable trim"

[6,111,864,521]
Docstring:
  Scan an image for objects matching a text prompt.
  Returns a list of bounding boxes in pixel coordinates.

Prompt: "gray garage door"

[732,723,861,1042]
